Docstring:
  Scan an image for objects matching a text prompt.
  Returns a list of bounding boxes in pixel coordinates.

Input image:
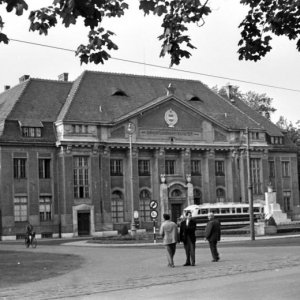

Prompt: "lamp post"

[127,122,136,237]
[245,127,255,241]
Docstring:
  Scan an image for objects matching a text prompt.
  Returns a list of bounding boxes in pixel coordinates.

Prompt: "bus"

[183,201,265,229]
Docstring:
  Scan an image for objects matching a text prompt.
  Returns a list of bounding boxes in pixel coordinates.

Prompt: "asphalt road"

[1,235,300,300]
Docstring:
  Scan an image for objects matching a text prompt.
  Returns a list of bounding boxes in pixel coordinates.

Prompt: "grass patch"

[0,250,82,288]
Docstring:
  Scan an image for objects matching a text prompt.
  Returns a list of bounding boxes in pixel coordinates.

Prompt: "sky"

[0,0,300,125]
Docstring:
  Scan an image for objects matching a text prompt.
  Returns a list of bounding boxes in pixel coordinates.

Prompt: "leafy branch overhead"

[0,0,300,66]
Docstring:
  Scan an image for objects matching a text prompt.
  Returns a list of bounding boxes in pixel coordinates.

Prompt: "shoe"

[191,263,195,266]
[212,259,218,262]
[183,263,191,266]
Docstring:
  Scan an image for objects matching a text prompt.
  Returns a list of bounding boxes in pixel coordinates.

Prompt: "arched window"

[216,188,226,202]
[139,189,151,222]
[111,190,124,223]
[193,188,202,205]
[171,189,182,198]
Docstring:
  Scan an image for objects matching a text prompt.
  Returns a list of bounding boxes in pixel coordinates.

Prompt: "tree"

[238,0,300,61]
[212,84,276,119]
[0,1,300,66]
[0,0,211,67]
[276,116,300,143]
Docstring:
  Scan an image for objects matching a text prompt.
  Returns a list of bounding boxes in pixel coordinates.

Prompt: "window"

[39,159,51,179]
[251,158,262,194]
[14,158,26,179]
[283,191,291,212]
[165,160,175,175]
[39,196,52,221]
[73,156,90,198]
[139,189,151,222]
[111,190,124,223]
[14,196,27,222]
[251,132,259,140]
[216,188,225,202]
[269,161,275,178]
[193,188,202,205]
[282,161,290,177]
[191,160,201,176]
[22,127,42,137]
[72,125,88,134]
[138,160,150,176]
[110,159,123,176]
[215,161,225,176]
[270,136,283,144]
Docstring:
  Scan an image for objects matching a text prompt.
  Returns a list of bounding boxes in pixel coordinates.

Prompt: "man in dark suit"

[180,211,197,266]
[205,212,221,262]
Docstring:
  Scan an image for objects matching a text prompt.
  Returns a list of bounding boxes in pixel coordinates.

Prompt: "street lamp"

[127,122,136,237]
[245,127,255,241]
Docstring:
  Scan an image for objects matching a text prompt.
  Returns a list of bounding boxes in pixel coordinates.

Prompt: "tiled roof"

[60,71,282,136]
[0,71,283,137]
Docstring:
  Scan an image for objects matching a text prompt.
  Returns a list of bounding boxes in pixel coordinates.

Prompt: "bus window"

[231,208,236,214]
[253,207,260,213]
[201,209,208,214]
[210,208,219,214]
[236,208,241,213]
[243,208,249,213]
[221,208,230,214]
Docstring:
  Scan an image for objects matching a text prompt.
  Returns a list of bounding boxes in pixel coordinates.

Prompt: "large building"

[0,71,299,240]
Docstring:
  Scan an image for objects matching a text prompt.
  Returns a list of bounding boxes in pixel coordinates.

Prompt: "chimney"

[58,73,69,82]
[4,85,10,91]
[19,75,30,83]
[226,84,235,103]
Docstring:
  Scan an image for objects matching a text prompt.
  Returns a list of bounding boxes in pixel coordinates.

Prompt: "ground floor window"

[216,188,226,202]
[111,190,124,223]
[283,191,291,212]
[193,188,202,205]
[139,189,151,222]
[39,196,52,221]
[14,196,28,222]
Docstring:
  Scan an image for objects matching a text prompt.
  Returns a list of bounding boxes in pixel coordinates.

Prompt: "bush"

[265,216,277,227]
[120,224,129,236]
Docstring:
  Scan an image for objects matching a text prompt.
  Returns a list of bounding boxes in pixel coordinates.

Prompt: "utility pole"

[246,127,255,240]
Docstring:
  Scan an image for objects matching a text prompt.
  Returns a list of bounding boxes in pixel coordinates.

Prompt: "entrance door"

[171,204,182,223]
[78,212,90,236]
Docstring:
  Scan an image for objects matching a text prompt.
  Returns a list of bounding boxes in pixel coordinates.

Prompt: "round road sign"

[150,210,158,219]
[149,200,158,209]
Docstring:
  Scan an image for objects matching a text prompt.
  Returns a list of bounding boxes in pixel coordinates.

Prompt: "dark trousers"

[184,236,195,265]
[166,243,177,266]
[209,240,219,260]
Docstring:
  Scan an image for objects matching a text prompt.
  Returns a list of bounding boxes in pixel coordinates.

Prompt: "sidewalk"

[63,233,300,247]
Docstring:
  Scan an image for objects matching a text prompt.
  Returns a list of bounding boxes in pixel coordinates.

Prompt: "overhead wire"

[9,38,300,93]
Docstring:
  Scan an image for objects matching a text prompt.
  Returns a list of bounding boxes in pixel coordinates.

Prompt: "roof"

[0,71,283,137]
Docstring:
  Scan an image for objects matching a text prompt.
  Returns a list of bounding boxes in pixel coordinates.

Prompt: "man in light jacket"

[160,213,178,267]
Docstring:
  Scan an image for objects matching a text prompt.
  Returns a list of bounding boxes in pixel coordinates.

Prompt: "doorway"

[78,212,90,236]
[171,204,182,223]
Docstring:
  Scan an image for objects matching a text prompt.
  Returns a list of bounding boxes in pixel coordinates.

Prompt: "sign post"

[149,200,158,243]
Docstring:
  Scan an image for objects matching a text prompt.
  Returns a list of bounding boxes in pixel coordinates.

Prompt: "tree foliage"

[0,1,300,65]
[0,0,211,66]
[276,116,300,143]
[238,0,300,61]
[213,84,276,119]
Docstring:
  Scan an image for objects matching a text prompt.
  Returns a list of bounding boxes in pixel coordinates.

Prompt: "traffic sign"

[149,200,158,209]
[150,210,158,219]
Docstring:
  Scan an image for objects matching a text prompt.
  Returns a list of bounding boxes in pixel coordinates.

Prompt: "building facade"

[0,71,299,239]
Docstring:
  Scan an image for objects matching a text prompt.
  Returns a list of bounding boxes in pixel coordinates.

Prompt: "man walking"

[160,213,178,268]
[205,212,221,262]
[180,211,197,266]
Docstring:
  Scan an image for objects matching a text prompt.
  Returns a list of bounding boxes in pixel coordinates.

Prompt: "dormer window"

[270,136,283,145]
[22,127,42,137]
[19,121,43,137]
[111,87,128,97]
[186,93,202,102]
[72,125,88,134]
[251,132,259,140]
